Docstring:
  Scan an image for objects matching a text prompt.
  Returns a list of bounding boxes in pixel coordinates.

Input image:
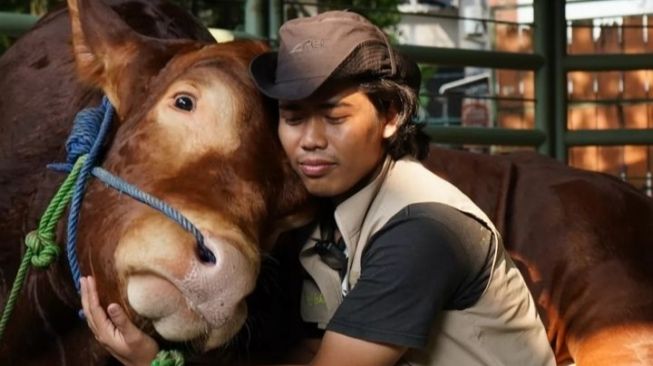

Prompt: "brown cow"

[0,0,309,364]
[425,147,653,365]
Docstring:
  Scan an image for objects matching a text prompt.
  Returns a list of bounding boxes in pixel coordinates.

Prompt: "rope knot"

[25,230,60,268]
[151,350,185,366]
[65,97,110,164]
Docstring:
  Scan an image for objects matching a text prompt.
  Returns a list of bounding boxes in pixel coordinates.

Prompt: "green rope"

[0,155,87,341]
[151,350,185,366]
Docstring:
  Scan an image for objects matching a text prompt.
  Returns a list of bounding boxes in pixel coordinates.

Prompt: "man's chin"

[303,180,342,198]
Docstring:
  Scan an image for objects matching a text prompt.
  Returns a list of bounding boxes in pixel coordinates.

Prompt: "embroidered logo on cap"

[290,39,325,54]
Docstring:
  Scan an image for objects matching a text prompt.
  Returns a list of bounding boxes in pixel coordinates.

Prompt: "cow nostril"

[197,246,216,265]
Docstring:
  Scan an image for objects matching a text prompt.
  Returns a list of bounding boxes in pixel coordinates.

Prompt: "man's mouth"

[298,159,336,178]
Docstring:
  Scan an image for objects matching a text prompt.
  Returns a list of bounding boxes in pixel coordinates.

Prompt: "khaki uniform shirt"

[299,156,555,366]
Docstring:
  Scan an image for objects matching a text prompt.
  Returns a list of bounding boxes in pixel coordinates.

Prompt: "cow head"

[67,0,310,351]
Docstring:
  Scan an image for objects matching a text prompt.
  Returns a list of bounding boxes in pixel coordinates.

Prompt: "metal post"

[398,45,544,70]
[533,0,565,160]
[565,129,653,146]
[425,126,547,146]
[245,0,266,39]
[268,0,282,44]
[553,0,567,162]
[565,54,653,71]
[533,0,552,157]
[0,13,38,38]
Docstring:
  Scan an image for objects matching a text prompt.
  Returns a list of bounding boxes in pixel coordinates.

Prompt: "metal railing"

[0,12,38,38]
[5,3,653,164]
[241,0,653,161]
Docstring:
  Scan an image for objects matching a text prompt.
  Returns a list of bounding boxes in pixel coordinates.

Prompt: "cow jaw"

[115,213,259,349]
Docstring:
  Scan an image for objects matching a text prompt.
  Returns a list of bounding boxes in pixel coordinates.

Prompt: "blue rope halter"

[48,97,216,293]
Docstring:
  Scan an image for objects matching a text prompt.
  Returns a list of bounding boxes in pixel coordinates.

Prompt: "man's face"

[278,85,397,199]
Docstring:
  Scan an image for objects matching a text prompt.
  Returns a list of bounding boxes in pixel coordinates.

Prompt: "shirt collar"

[334,156,393,252]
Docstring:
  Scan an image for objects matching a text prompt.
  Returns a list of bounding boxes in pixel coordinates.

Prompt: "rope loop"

[151,350,185,366]
[24,230,60,268]
[65,102,105,164]
[67,97,114,292]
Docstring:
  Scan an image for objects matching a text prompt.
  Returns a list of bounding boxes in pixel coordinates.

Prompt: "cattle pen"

[4,0,653,195]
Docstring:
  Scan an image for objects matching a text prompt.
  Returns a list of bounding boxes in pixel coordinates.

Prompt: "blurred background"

[2,0,653,195]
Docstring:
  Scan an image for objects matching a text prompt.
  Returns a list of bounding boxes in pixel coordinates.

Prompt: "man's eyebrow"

[317,101,352,109]
[279,101,353,110]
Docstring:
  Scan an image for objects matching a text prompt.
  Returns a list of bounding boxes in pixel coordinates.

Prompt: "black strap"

[314,214,348,279]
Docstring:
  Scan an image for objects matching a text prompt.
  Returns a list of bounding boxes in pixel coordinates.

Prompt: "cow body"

[425,147,653,365]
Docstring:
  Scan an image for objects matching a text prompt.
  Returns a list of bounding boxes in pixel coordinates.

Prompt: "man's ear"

[382,103,401,138]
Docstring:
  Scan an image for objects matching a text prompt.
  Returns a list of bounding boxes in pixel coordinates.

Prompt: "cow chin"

[126,274,247,349]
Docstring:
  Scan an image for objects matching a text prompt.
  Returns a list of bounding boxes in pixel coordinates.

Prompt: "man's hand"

[80,276,159,366]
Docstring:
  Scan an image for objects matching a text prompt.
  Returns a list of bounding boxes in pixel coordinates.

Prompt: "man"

[81,10,555,366]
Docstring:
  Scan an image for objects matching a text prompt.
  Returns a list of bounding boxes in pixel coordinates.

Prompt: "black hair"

[358,78,430,160]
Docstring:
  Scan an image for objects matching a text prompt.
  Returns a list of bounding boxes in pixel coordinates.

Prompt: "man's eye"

[326,115,345,123]
[283,116,304,125]
[173,94,196,111]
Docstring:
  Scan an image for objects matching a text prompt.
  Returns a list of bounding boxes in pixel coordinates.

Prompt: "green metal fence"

[0,12,37,38]
[269,1,653,162]
[4,1,653,163]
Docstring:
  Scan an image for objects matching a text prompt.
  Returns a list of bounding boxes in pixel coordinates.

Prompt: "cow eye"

[174,94,195,112]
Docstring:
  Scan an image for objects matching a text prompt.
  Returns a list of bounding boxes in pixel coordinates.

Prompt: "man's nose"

[300,118,327,150]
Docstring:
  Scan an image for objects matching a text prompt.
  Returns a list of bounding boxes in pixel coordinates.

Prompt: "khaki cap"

[249,10,420,101]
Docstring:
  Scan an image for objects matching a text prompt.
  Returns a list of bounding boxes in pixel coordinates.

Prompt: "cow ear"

[67,0,191,118]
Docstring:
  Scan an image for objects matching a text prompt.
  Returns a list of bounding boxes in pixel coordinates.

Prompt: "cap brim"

[249,52,329,101]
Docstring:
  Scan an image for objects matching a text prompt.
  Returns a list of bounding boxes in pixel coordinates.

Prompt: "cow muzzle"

[115,214,259,350]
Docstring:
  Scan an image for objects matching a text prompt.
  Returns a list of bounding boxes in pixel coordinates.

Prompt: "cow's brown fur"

[425,147,653,365]
[69,0,312,353]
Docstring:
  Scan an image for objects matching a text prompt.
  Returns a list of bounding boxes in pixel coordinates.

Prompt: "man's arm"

[311,331,407,366]
[269,331,406,366]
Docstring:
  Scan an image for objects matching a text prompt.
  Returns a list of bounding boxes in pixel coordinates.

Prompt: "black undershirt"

[325,202,495,349]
